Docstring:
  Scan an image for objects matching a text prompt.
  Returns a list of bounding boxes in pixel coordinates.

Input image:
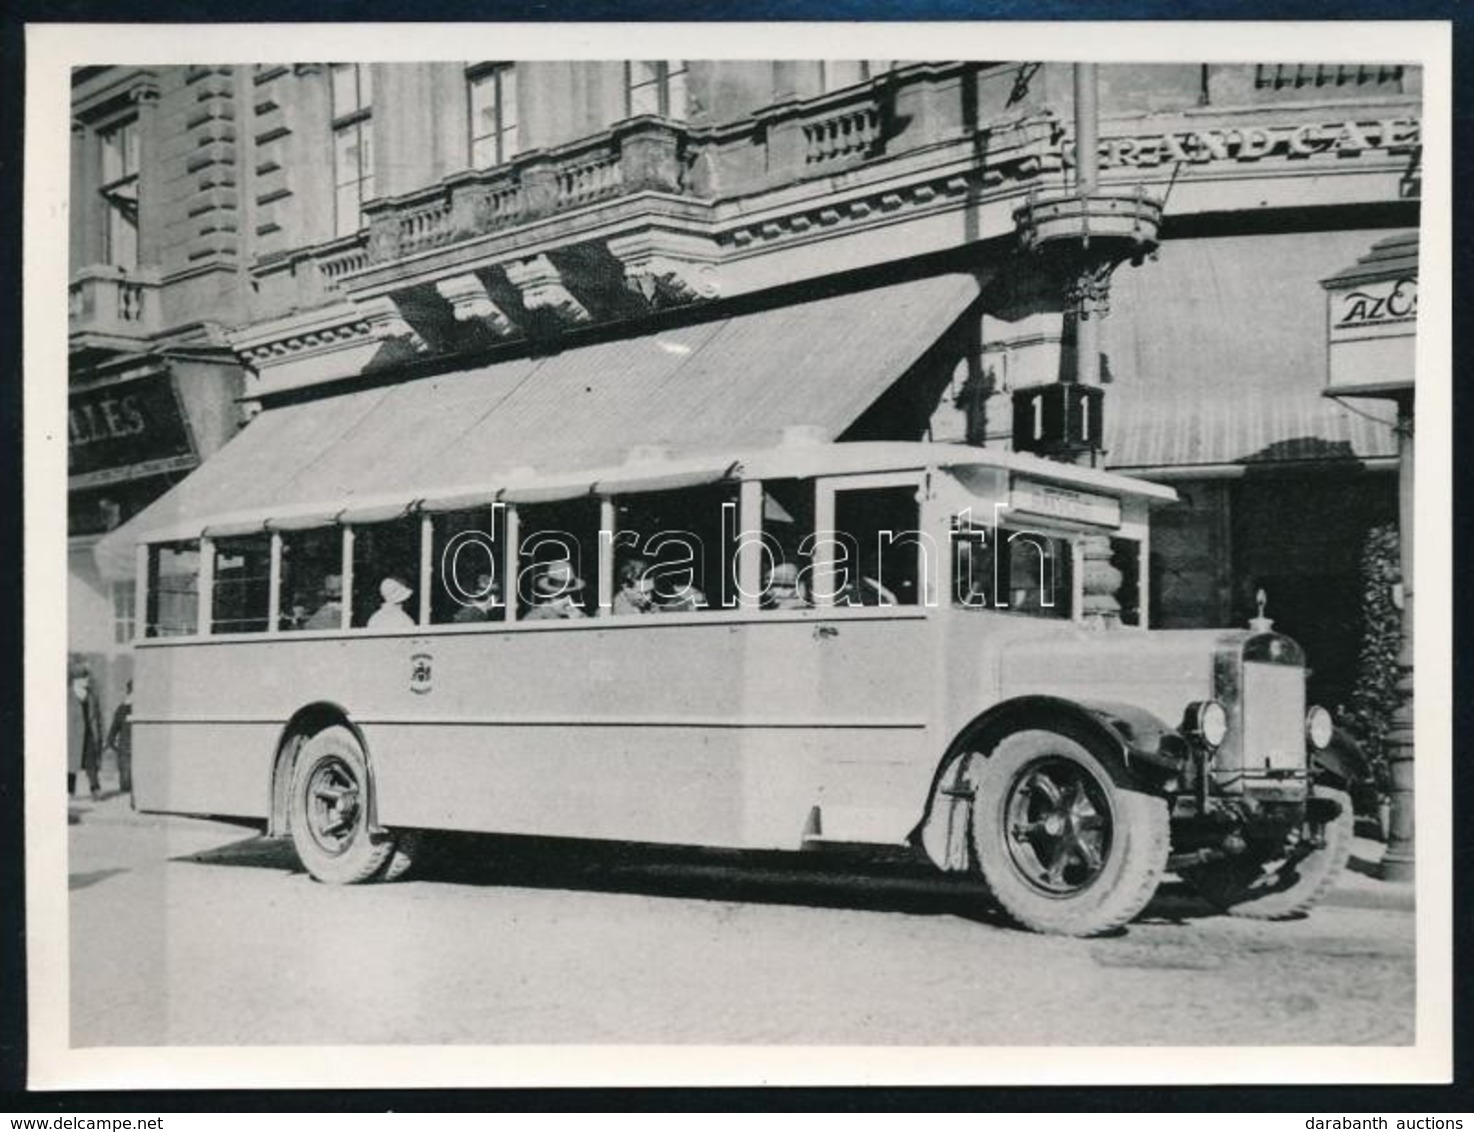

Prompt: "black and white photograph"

[24,21,1452,1089]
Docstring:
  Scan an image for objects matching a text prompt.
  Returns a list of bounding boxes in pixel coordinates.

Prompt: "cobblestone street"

[66,786,1416,1048]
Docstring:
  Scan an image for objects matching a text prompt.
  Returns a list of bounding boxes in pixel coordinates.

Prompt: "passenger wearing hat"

[762,562,809,611]
[526,559,587,620]
[452,571,503,623]
[367,575,416,629]
[67,658,104,800]
[612,558,655,616]
[303,573,345,630]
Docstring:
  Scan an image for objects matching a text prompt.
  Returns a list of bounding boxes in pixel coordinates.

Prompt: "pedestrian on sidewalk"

[68,658,104,801]
[107,679,134,803]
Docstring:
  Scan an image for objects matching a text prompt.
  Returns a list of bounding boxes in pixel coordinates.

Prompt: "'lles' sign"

[68,373,195,478]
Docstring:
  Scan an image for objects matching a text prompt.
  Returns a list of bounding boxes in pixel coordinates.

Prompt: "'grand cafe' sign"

[1064,116,1420,168]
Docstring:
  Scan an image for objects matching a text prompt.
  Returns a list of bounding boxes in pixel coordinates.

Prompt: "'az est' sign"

[1335,276,1418,330]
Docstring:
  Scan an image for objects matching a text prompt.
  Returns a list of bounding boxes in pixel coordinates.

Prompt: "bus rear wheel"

[969,730,1170,937]
[289,725,396,884]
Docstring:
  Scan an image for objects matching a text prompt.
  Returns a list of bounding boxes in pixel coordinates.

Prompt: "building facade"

[78,59,1421,716]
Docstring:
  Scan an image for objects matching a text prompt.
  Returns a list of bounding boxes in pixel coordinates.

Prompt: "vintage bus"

[128,437,1353,937]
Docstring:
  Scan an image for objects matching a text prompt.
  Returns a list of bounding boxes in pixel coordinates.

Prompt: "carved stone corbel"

[435,274,517,339]
[359,294,430,354]
[503,255,589,326]
[608,231,720,308]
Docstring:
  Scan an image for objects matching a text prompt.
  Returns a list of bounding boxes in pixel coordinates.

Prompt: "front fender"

[911,695,1187,870]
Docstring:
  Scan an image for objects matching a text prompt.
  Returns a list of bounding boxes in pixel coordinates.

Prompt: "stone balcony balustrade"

[69,265,162,355]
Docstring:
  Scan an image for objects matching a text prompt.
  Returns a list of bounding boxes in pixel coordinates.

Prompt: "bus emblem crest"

[410,652,433,694]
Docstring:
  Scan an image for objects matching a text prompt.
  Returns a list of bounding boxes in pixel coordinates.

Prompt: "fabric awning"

[95,273,980,578]
[1101,230,1400,473]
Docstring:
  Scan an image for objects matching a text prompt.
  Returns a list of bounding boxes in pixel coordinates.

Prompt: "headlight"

[1185,700,1229,749]
[1305,705,1334,750]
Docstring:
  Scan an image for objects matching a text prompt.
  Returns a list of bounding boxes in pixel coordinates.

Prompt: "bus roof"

[139,438,1175,544]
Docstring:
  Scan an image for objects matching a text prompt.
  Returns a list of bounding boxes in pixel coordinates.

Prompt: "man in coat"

[107,679,134,799]
[68,658,104,800]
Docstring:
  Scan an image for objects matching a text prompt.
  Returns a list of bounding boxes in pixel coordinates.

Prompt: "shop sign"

[1325,274,1417,397]
[1010,478,1122,528]
[69,372,197,483]
[1064,117,1420,169]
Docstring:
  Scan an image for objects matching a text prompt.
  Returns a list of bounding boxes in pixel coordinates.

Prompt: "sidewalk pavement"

[68,766,1417,914]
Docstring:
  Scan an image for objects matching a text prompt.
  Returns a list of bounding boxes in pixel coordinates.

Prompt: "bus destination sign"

[1009,478,1122,528]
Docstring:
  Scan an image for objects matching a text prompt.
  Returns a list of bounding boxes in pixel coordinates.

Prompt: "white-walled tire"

[289,725,396,885]
[970,730,1170,937]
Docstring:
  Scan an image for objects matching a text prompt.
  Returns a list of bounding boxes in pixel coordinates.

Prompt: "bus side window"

[517,498,599,620]
[611,483,738,614]
[211,535,272,634]
[760,478,814,609]
[351,516,423,628]
[431,506,505,625]
[830,484,924,606]
[146,541,200,637]
[280,527,343,631]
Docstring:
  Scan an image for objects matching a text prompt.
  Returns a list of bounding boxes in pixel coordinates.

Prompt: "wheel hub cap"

[1004,756,1114,896]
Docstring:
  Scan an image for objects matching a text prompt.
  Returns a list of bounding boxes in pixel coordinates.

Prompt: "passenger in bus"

[367,576,416,629]
[836,566,898,607]
[612,558,656,615]
[303,574,344,630]
[452,571,503,623]
[655,578,707,613]
[762,562,809,610]
[525,560,587,620]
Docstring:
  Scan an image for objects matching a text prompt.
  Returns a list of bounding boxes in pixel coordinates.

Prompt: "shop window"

[430,506,506,625]
[211,535,272,634]
[609,484,739,614]
[280,527,344,631]
[99,116,139,270]
[829,484,925,606]
[330,63,375,237]
[625,61,688,120]
[112,581,136,645]
[952,519,1073,619]
[468,64,518,170]
[516,499,600,619]
[351,516,421,629]
[145,542,199,638]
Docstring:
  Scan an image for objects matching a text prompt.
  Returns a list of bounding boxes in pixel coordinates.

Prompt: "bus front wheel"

[289,725,397,884]
[969,730,1170,937]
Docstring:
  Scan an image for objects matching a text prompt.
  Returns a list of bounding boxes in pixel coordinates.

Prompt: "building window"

[99,117,139,269]
[818,60,892,92]
[112,581,136,645]
[330,63,375,237]
[1254,63,1404,91]
[625,60,688,119]
[468,64,519,170]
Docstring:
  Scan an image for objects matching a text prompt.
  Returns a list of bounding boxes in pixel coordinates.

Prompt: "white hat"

[534,559,585,596]
[767,562,800,587]
[380,576,412,605]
